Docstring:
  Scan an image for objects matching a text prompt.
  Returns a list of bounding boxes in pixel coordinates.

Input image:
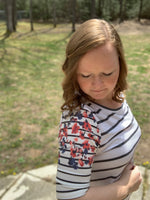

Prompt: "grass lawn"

[0,21,150,177]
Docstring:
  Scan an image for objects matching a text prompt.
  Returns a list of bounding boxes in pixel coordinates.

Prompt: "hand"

[119,163,142,194]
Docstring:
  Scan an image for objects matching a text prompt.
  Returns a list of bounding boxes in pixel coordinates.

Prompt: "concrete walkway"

[0,165,150,200]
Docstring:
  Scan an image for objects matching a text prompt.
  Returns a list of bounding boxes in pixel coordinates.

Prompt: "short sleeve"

[56,109,101,200]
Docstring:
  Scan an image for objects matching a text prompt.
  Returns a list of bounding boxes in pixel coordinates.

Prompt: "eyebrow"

[78,69,115,75]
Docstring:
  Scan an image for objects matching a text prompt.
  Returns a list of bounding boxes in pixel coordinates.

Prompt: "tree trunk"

[91,0,96,19]
[53,0,57,28]
[119,0,124,23]
[12,0,16,31]
[98,0,104,18]
[45,0,49,21]
[5,0,16,34]
[108,0,112,18]
[29,0,34,31]
[138,0,143,22]
[71,0,76,32]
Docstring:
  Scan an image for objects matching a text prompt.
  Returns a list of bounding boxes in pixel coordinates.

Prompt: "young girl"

[56,19,142,200]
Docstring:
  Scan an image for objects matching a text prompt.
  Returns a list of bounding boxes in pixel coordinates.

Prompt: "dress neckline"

[89,100,124,111]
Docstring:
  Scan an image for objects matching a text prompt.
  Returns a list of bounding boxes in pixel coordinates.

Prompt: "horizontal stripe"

[59,131,99,139]
[91,173,121,182]
[61,120,98,130]
[59,150,95,156]
[62,108,97,119]
[58,162,92,170]
[57,169,91,177]
[97,113,115,124]
[56,186,89,193]
[56,176,89,184]
[92,162,127,172]
[111,125,139,150]
[101,108,129,136]
[100,116,134,147]
[92,109,102,114]
[94,137,140,163]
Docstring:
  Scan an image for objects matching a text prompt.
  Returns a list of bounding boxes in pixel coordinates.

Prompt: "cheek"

[114,74,119,85]
[77,78,89,91]
[107,74,119,87]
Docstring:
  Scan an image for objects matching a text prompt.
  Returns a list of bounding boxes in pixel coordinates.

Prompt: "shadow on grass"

[0,25,72,62]
[0,37,8,62]
[1,26,72,40]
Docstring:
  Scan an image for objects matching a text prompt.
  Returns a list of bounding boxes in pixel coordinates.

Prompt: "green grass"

[121,34,150,130]
[0,22,150,176]
[0,22,69,176]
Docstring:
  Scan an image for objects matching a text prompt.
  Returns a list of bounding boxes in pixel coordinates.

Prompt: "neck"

[94,99,122,109]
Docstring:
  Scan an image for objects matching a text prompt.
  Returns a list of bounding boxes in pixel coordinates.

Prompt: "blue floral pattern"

[58,110,101,169]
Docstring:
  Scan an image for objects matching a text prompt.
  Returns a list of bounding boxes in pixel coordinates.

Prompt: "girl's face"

[77,42,120,105]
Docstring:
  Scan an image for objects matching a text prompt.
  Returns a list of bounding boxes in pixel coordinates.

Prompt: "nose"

[92,76,104,87]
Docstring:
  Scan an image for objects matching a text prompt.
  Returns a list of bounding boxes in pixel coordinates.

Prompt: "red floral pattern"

[72,123,80,133]
[58,110,101,169]
[83,120,92,132]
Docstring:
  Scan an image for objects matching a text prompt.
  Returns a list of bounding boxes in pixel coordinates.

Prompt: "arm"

[70,163,142,200]
[56,110,142,200]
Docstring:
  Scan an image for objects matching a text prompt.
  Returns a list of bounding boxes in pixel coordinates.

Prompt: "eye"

[81,74,91,78]
[103,72,113,76]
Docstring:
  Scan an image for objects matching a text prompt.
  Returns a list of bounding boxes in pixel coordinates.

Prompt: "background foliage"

[0,0,150,176]
[0,0,150,23]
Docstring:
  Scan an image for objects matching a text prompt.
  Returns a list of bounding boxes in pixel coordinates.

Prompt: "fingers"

[134,166,143,181]
[125,162,135,171]
[125,163,134,171]
[130,165,135,170]
[131,166,143,185]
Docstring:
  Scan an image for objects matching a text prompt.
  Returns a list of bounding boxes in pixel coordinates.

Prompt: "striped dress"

[56,100,141,200]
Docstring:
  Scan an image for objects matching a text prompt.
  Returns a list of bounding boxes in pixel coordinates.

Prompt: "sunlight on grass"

[0,22,68,176]
[121,34,150,160]
[0,22,150,176]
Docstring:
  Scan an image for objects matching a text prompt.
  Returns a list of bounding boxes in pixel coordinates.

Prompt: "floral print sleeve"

[56,108,101,199]
[58,109,101,170]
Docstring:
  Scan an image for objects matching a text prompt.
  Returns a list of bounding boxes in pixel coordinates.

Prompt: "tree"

[91,0,96,18]
[29,0,34,31]
[12,0,16,30]
[118,0,125,23]
[44,0,49,21]
[4,0,17,34]
[138,0,143,22]
[71,0,76,32]
[52,0,57,28]
[97,0,104,18]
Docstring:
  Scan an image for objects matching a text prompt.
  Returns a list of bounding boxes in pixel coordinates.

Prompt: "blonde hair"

[61,19,128,112]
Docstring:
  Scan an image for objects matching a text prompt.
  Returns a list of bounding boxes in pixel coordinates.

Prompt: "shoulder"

[60,103,101,139]
[61,103,98,125]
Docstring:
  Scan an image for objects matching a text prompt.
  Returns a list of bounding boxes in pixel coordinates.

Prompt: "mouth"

[92,89,106,93]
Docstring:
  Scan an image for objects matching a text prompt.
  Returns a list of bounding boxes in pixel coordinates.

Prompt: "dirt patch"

[114,19,150,35]
[26,149,42,159]
[20,123,41,136]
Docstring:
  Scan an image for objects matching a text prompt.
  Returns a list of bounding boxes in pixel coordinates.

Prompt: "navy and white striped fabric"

[56,100,141,199]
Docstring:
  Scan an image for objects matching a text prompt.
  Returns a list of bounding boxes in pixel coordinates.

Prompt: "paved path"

[0,165,150,200]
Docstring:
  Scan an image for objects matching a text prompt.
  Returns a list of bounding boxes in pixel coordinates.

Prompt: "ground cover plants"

[0,21,150,177]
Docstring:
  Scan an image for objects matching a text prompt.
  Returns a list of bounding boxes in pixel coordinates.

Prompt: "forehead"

[77,43,119,73]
